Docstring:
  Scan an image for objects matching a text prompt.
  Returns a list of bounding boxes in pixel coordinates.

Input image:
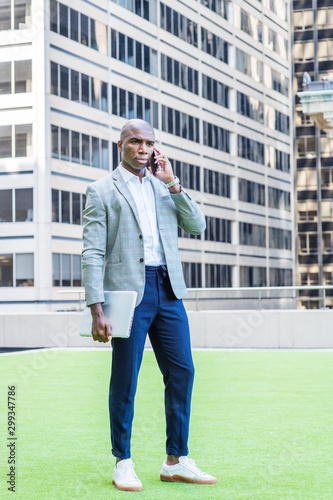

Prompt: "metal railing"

[57,286,333,311]
[186,285,333,310]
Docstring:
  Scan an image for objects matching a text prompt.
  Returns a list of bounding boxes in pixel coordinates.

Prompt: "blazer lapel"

[150,176,169,223]
[112,167,141,226]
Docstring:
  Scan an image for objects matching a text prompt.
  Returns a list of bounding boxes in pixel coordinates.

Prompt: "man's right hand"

[90,303,112,343]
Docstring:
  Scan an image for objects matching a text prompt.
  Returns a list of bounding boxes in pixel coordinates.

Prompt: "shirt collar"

[118,163,152,183]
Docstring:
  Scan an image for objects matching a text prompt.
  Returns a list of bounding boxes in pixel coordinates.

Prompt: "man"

[82,119,217,491]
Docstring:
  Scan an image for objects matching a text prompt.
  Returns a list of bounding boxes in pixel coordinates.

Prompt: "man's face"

[118,126,155,175]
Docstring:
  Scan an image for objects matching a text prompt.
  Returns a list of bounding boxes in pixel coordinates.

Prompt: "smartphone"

[148,149,158,175]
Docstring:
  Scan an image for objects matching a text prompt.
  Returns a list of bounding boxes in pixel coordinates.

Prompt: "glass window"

[72,193,81,225]
[82,134,90,165]
[15,124,32,157]
[62,254,71,286]
[90,19,97,50]
[60,65,69,98]
[80,14,89,46]
[15,188,33,221]
[71,131,80,163]
[0,62,11,94]
[101,81,108,111]
[0,0,11,30]
[61,191,70,223]
[70,9,78,41]
[0,125,12,158]
[0,190,12,222]
[0,255,13,287]
[101,140,109,170]
[51,125,59,158]
[92,137,100,168]
[119,32,126,62]
[91,78,100,109]
[59,3,68,37]
[81,74,89,104]
[16,253,34,286]
[14,0,31,29]
[60,128,69,161]
[73,255,81,286]
[128,37,134,66]
[136,41,142,69]
[71,70,79,102]
[51,61,58,95]
[14,60,32,93]
[52,253,60,286]
[52,189,59,222]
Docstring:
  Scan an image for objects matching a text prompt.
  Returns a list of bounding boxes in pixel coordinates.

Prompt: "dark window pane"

[144,45,150,73]
[90,19,97,50]
[61,191,70,223]
[52,189,59,222]
[60,128,69,160]
[60,65,68,98]
[70,9,78,41]
[15,188,33,221]
[51,61,58,95]
[101,81,108,111]
[0,255,13,287]
[51,125,59,158]
[119,33,126,62]
[0,190,12,222]
[72,192,80,225]
[73,254,81,286]
[71,131,80,163]
[92,137,100,168]
[136,41,142,69]
[50,0,58,32]
[59,4,68,37]
[128,37,134,66]
[80,14,89,46]
[71,70,79,102]
[120,88,126,117]
[136,95,143,119]
[82,134,90,165]
[111,29,117,58]
[112,85,118,115]
[81,74,89,104]
[128,92,134,119]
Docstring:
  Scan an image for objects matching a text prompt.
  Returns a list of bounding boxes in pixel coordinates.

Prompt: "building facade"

[0,0,293,312]
[293,0,333,308]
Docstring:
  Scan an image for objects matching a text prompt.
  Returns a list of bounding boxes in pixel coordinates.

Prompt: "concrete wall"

[1,309,333,349]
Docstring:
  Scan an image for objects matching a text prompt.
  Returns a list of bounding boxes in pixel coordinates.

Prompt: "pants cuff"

[166,448,188,456]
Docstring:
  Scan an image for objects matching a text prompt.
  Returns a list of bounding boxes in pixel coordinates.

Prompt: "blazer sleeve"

[170,188,206,235]
[81,184,107,306]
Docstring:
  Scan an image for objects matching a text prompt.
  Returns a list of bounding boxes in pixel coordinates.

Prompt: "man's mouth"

[136,157,148,164]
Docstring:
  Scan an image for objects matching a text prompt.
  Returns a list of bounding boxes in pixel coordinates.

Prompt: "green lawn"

[0,349,332,500]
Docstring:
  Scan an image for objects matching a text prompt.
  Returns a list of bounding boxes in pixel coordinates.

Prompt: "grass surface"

[0,349,332,499]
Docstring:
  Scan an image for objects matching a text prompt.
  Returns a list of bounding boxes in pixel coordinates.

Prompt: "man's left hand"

[149,148,181,193]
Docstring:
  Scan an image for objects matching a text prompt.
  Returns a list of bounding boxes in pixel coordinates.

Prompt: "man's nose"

[139,143,148,153]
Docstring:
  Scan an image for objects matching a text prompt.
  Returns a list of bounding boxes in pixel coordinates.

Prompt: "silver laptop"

[80,291,137,338]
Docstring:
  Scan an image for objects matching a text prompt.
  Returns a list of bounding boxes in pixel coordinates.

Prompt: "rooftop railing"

[59,286,333,311]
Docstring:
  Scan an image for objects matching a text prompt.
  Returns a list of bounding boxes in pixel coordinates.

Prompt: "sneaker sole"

[160,474,217,484]
[112,479,143,491]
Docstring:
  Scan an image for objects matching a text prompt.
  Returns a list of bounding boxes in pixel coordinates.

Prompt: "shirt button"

[139,235,143,239]
[139,258,144,263]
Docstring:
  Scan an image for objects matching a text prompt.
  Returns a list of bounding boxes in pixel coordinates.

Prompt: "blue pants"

[109,266,195,459]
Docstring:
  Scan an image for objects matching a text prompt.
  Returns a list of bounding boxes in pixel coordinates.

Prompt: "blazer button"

[139,258,144,263]
[139,234,143,239]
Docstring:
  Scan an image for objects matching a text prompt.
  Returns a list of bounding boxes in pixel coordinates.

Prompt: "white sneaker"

[160,456,218,484]
[112,458,143,491]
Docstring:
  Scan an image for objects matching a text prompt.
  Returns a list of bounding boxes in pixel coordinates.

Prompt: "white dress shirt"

[118,163,166,266]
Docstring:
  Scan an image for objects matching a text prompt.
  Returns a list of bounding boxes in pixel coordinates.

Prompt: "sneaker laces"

[117,461,139,482]
[180,457,206,476]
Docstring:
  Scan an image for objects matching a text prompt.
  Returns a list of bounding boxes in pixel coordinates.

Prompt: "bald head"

[120,119,155,142]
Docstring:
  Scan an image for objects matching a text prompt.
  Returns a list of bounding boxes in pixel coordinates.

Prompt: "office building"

[294,0,333,308]
[0,0,293,311]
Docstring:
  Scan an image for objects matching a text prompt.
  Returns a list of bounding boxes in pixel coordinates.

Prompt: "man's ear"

[117,140,122,152]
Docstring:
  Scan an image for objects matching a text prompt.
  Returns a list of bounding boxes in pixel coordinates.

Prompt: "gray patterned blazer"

[82,166,206,307]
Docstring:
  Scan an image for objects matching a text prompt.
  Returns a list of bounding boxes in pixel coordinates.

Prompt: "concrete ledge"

[1,310,333,349]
